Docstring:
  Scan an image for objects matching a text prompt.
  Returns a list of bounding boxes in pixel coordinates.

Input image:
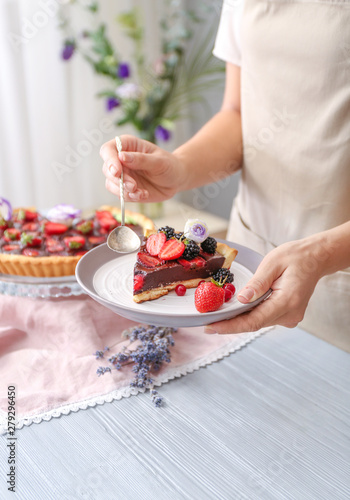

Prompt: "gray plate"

[75,240,271,327]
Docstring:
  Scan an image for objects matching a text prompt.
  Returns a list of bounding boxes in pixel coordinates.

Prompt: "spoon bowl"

[106,136,141,254]
[107,225,140,253]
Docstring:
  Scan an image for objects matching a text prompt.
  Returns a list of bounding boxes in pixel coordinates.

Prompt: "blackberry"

[212,268,234,284]
[201,236,217,254]
[174,232,184,240]
[182,240,200,260]
[158,226,175,240]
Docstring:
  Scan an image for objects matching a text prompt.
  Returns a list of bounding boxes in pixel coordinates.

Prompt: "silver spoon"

[107,137,141,253]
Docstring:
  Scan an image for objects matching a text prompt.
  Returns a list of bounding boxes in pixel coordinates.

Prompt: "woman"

[100,0,350,351]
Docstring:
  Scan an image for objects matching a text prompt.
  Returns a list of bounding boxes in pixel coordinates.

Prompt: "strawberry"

[95,210,115,220]
[24,210,38,221]
[22,248,39,257]
[3,228,20,242]
[88,236,106,245]
[22,222,39,232]
[158,239,185,260]
[63,236,85,250]
[133,274,145,292]
[2,244,19,252]
[76,219,94,234]
[21,232,43,247]
[178,256,205,269]
[98,217,119,231]
[75,250,88,257]
[0,217,8,230]
[44,222,68,236]
[46,239,65,253]
[194,281,225,313]
[137,252,163,268]
[146,232,166,256]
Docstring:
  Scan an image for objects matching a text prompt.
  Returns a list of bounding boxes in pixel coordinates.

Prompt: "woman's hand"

[205,236,332,334]
[100,134,185,202]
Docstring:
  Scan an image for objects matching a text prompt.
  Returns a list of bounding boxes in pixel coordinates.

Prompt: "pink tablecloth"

[0,295,266,432]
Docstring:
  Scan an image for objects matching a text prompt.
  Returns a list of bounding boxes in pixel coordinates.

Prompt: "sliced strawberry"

[133,274,145,292]
[22,222,39,232]
[178,256,206,269]
[22,248,40,257]
[98,217,119,231]
[63,236,85,250]
[88,236,106,245]
[137,252,163,268]
[4,228,21,242]
[46,241,65,253]
[24,210,38,221]
[44,222,68,236]
[95,210,115,220]
[21,232,43,247]
[158,239,185,260]
[146,232,166,256]
[177,258,191,269]
[75,250,88,256]
[2,244,20,252]
[76,219,94,234]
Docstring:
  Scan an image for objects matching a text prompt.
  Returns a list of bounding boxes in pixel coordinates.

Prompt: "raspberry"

[158,226,175,240]
[182,240,200,260]
[201,236,217,254]
[212,268,234,284]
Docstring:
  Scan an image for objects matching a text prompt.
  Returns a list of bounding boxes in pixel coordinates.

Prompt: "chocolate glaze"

[134,244,225,295]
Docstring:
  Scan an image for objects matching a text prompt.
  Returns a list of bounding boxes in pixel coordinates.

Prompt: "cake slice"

[133,226,237,303]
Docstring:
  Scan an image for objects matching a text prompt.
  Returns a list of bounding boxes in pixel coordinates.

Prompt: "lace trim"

[0,328,271,434]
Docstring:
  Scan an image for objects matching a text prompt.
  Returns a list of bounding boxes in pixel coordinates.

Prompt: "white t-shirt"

[212,0,243,67]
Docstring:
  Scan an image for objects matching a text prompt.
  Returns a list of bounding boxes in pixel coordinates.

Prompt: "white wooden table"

[1,326,349,500]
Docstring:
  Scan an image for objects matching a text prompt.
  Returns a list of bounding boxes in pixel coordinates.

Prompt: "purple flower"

[155,125,171,142]
[62,41,75,61]
[117,62,130,79]
[106,97,120,112]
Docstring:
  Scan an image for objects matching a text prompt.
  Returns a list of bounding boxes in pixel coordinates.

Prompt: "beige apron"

[227,0,350,351]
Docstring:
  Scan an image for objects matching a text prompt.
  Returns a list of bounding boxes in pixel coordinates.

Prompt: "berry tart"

[0,199,154,278]
[133,219,238,303]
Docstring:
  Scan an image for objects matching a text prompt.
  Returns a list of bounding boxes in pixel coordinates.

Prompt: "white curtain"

[0,0,177,211]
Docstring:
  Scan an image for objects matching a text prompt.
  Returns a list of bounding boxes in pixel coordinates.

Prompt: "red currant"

[175,284,186,296]
[224,283,236,294]
[224,288,233,302]
[198,280,205,286]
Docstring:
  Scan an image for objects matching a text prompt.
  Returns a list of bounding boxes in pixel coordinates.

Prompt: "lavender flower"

[94,325,176,407]
[155,125,171,142]
[117,62,130,79]
[62,41,75,61]
[106,97,120,111]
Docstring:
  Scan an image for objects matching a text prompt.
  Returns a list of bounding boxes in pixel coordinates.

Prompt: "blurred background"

[0,0,240,221]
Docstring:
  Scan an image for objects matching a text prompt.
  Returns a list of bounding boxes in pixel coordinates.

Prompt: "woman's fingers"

[102,162,137,192]
[105,179,148,201]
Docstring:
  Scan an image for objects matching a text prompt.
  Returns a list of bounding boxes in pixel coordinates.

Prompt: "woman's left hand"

[204,237,329,334]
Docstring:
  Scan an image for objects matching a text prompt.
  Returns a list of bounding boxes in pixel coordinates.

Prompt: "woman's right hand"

[100,134,184,202]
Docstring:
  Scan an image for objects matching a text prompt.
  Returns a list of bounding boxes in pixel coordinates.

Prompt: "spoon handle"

[115,136,125,226]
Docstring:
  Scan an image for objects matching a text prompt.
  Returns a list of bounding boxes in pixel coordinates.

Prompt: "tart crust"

[133,235,238,303]
[0,206,155,278]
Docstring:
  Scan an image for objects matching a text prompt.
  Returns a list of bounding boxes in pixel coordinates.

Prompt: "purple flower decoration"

[62,41,75,61]
[117,62,130,79]
[155,125,171,142]
[106,97,120,112]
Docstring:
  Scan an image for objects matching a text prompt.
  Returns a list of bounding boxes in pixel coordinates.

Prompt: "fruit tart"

[133,219,238,303]
[0,199,154,278]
